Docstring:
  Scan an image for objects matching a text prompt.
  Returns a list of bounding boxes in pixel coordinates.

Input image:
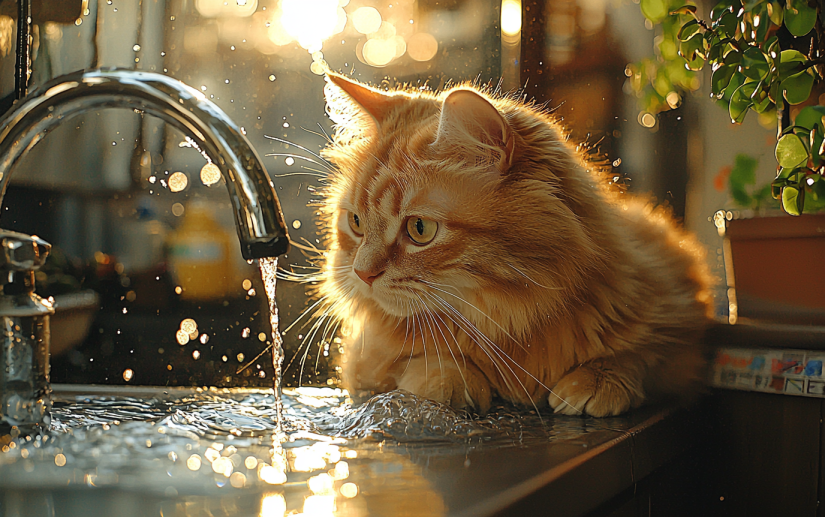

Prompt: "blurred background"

[0,0,778,388]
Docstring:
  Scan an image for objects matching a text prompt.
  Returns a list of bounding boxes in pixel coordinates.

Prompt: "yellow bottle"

[168,202,234,301]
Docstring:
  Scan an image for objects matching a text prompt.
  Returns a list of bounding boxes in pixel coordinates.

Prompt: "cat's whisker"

[300,125,333,145]
[400,300,417,377]
[407,288,430,382]
[264,135,336,170]
[235,343,273,375]
[507,263,562,290]
[295,292,351,384]
[314,309,341,373]
[415,292,472,404]
[413,293,446,394]
[264,152,335,173]
[420,291,518,400]
[428,292,581,416]
[270,171,326,178]
[419,280,527,352]
[423,294,467,371]
[282,295,330,335]
[423,292,553,416]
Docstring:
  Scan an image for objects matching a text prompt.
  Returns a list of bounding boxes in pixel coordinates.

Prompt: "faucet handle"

[0,230,51,272]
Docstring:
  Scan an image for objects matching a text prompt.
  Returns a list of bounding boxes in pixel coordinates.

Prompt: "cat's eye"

[406,217,438,245]
[347,211,363,236]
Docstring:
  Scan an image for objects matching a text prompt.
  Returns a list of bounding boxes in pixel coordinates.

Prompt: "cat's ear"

[325,73,402,128]
[432,89,515,172]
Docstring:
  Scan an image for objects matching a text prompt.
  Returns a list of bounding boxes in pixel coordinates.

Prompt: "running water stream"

[258,257,284,431]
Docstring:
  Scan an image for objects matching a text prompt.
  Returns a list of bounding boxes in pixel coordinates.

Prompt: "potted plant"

[628,0,825,323]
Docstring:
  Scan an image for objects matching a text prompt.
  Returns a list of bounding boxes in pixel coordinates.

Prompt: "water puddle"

[0,387,630,515]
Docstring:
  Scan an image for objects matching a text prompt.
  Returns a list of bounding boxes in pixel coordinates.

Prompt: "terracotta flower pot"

[719,212,825,325]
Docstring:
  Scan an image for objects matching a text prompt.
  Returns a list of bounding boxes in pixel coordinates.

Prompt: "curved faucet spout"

[0,69,289,259]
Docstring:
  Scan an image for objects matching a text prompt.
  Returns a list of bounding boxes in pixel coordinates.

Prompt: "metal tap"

[0,68,290,259]
[0,231,53,430]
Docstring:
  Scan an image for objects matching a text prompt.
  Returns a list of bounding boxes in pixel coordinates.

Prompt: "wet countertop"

[0,385,699,517]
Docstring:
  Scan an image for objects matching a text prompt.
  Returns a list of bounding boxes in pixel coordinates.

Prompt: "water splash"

[259,257,284,431]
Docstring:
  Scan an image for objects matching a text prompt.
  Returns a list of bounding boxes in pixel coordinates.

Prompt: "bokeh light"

[352,6,381,34]
[407,33,438,61]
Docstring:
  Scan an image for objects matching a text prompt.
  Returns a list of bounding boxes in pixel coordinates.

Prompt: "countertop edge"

[458,407,692,517]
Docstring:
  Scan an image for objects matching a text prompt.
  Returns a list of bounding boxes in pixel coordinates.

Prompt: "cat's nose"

[355,268,384,287]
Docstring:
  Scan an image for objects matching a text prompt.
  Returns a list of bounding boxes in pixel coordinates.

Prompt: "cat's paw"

[397,360,492,413]
[548,361,643,417]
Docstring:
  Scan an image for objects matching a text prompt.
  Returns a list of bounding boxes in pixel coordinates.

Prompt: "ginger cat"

[315,73,714,417]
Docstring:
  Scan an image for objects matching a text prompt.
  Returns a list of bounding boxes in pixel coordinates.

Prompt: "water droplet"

[176,330,190,345]
[168,172,188,192]
[200,163,221,186]
[133,44,141,51]
[292,220,302,229]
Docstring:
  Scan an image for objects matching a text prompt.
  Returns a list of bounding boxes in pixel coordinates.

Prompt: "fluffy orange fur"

[315,73,714,417]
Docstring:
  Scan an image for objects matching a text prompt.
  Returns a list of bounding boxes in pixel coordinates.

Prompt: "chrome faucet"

[0,68,290,259]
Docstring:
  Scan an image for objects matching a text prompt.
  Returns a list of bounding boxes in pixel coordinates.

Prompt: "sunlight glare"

[280,0,341,52]
[501,0,522,37]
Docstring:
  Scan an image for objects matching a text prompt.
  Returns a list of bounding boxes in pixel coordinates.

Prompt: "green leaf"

[679,33,706,65]
[711,1,738,21]
[712,65,736,95]
[671,5,698,16]
[751,82,772,112]
[779,49,807,78]
[678,20,702,41]
[754,3,771,41]
[641,0,669,22]
[782,70,815,105]
[776,133,809,168]
[782,186,801,215]
[741,47,770,80]
[717,11,738,37]
[729,81,757,123]
[793,106,825,131]
[785,0,817,36]
[726,71,745,98]
[772,168,795,198]
[768,1,784,26]
[724,48,742,65]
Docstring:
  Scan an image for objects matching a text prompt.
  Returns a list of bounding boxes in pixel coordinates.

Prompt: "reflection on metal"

[0,69,289,259]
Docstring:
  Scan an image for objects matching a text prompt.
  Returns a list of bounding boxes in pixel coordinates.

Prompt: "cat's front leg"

[396,357,493,413]
[548,354,646,417]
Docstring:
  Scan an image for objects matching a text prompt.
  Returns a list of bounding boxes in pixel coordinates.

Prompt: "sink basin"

[0,385,695,517]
